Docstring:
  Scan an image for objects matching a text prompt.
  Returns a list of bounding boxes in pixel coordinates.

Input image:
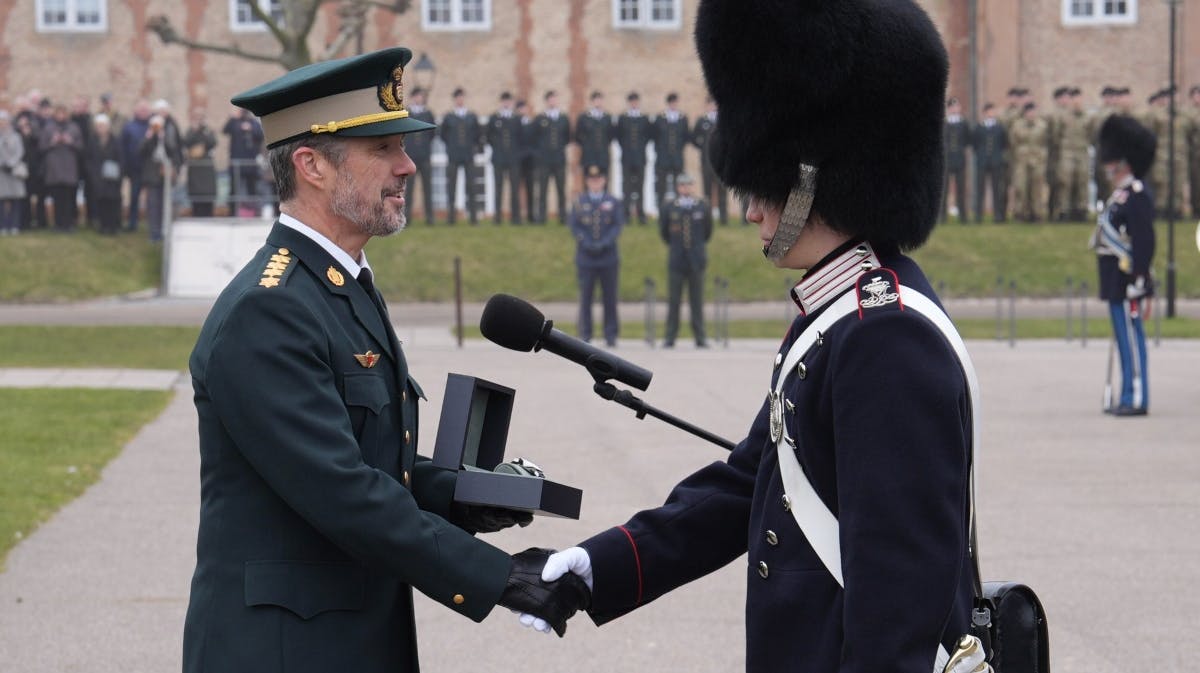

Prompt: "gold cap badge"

[354,350,381,368]
[327,266,345,287]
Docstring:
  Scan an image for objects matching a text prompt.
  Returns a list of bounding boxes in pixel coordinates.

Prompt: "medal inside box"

[431,374,582,519]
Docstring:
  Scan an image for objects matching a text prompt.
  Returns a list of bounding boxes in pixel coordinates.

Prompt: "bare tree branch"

[146,15,282,65]
[246,0,289,49]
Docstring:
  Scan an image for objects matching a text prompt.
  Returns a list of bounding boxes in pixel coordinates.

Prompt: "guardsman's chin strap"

[763,163,819,262]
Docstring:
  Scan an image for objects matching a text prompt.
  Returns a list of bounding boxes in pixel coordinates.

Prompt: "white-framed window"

[1062,0,1137,26]
[422,0,491,32]
[613,0,681,30]
[36,0,107,33]
[230,0,285,33]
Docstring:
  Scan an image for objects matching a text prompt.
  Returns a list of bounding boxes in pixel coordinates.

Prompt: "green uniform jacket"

[183,222,511,673]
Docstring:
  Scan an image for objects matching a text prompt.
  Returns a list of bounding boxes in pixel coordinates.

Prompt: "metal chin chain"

[764,163,819,262]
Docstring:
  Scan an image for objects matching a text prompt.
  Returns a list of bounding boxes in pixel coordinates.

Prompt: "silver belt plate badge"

[768,389,783,444]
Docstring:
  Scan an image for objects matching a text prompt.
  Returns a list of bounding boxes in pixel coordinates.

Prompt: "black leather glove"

[498,548,591,637]
[450,502,533,534]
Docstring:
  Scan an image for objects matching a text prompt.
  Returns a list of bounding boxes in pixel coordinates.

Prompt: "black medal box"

[431,374,582,519]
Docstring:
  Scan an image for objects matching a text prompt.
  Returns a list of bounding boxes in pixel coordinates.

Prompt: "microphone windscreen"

[480,294,546,352]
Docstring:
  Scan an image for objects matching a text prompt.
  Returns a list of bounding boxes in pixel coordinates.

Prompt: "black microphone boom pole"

[481,294,737,451]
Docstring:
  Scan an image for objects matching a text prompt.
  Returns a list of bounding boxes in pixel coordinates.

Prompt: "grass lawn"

[0,326,200,369]
[2,220,1197,303]
[0,388,172,567]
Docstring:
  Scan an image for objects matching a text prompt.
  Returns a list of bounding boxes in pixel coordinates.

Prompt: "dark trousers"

[655,166,681,215]
[126,175,143,230]
[406,159,434,224]
[95,196,120,234]
[538,162,566,223]
[48,184,77,231]
[577,263,619,345]
[516,158,537,224]
[146,180,166,241]
[445,159,477,223]
[191,201,214,217]
[941,165,967,222]
[0,198,21,231]
[28,184,48,229]
[665,266,706,345]
[701,166,728,224]
[975,163,1006,222]
[492,162,519,223]
[229,164,260,215]
[622,163,646,224]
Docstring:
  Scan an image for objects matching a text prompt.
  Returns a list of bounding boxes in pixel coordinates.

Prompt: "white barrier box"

[166,217,274,298]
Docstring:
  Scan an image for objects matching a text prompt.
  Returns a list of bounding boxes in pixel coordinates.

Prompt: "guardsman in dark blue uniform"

[515,99,538,225]
[485,91,521,225]
[184,48,587,673]
[569,165,624,345]
[404,87,436,225]
[616,91,651,225]
[659,173,712,347]
[438,87,482,225]
[971,102,1008,222]
[575,90,614,184]
[691,96,728,224]
[942,97,970,222]
[1091,115,1156,416]
[518,4,984,672]
[653,92,688,215]
[536,90,571,224]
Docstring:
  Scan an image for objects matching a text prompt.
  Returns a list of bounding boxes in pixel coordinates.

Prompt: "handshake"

[498,547,593,637]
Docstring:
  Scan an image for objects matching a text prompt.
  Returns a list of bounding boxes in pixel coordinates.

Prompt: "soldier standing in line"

[659,173,711,348]
[941,97,970,222]
[1187,85,1200,217]
[1089,86,1119,201]
[575,90,614,184]
[569,165,624,347]
[1000,87,1027,214]
[1056,87,1092,222]
[653,92,688,216]
[536,90,570,224]
[486,91,521,225]
[1146,88,1187,219]
[971,102,1007,222]
[515,99,538,225]
[690,96,728,225]
[404,87,436,225]
[439,88,482,225]
[1046,87,1071,221]
[1009,101,1049,222]
[616,92,651,225]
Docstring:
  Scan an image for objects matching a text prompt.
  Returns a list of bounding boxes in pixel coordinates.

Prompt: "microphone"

[480,294,653,391]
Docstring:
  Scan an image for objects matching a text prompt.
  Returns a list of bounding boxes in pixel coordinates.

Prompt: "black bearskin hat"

[695,0,948,251]
[1099,115,1156,180]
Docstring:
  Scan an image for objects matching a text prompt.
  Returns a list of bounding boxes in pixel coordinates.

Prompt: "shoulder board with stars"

[257,247,296,289]
[855,267,903,319]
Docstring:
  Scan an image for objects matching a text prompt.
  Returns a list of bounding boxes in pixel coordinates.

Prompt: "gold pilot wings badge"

[354,350,381,368]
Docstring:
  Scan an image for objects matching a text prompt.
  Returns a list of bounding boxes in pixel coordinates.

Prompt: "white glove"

[1125,276,1147,299]
[515,547,593,635]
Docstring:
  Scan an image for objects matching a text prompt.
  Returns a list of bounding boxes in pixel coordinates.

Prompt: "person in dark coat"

[569,165,624,345]
[485,91,521,224]
[519,4,986,673]
[39,104,83,231]
[183,109,218,217]
[972,102,1008,222]
[222,106,264,216]
[515,99,539,225]
[653,92,689,214]
[659,173,712,347]
[70,96,94,226]
[26,100,53,229]
[942,97,970,222]
[536,90,571,224]
[1090,115,1156,416]
[184,47,587,673]
[616,92,651,224]
[575,90,614,183]
[85,114,123,235]
[691,96,728,224]
[120,100,152,230]
[438,87,482,225]
[403,87,436,225]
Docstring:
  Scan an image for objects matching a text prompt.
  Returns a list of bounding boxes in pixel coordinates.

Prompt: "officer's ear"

[292,145,329,191]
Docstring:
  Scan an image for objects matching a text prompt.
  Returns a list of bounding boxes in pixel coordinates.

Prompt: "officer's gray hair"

[269,135,348,202]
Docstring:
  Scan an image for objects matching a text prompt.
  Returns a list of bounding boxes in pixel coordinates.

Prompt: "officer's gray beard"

[331,170,407,237]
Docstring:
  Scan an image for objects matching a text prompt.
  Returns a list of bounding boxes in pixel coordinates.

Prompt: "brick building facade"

[1,0,1194,214]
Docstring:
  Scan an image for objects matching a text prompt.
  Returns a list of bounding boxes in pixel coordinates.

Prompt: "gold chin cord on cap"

[764,163,818,262]
[311,109,409,135]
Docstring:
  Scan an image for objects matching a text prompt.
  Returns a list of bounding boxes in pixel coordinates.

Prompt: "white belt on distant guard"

[771,285,982,673]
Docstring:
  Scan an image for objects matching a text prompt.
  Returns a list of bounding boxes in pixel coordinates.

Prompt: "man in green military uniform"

[658,173,712,348]
[1056,87,1092,221]
[183,48,587,673]
[1010,101,1049,222]
[1046,86,1069,220]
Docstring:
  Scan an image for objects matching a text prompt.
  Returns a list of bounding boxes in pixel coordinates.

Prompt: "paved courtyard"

[1,335,1198,672]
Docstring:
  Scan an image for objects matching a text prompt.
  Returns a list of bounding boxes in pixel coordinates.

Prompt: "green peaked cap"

[231,47,435,148]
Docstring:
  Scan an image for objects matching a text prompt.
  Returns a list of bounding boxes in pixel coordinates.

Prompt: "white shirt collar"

[278,213,371,280]
[790,242,881,316]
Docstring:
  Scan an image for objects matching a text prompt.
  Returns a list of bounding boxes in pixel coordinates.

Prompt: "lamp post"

[412,52,437,96]
[1164,0,1180,318]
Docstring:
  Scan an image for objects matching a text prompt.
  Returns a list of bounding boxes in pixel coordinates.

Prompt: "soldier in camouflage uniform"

[1010,101,1049,222]
[1188,86,1200,217]
[1000,87,1028,210]
[1055,88,1092,221]
[1146,89,1187,218]
[1047,87,1070,220]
